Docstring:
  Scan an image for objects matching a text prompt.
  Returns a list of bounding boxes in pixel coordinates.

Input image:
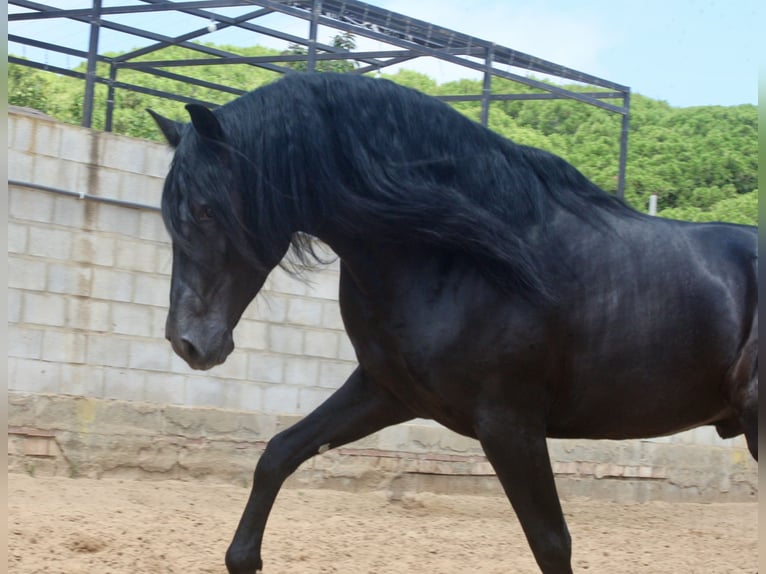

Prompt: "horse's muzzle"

[167,329,234,371]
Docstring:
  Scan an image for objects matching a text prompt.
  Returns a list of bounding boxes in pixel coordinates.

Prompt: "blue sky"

[9,0,760,108]
[374,0,760,107]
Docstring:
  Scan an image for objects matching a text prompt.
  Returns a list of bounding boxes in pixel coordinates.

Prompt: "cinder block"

[41,330,87,363]
[8,256,47,291]
[129,339,173,371]
[306,270,340,300]
[143,372,187,405]
[284,357,320,387]
[33,121,63,157]
[86,334,131,368]
[132,274,170,307]
[52,195,87,228]
[286,297,324,326]
[91,267,135,303]
[8,289,23,324]
[170,351,194,373]
[10,357,61,394]
[317,360,355,389]
[246,293,288,323]
[11,115,33,151]
[297,387,332,414]
[90,167,122,200]
[119,172,162,207]
[8,325,43,359]
[59,126,93,163]
[115,239,158,273]
[102,367,145,401]
[28,226,73,261]
[262,385,299,414]
[338,335,357,362]
[59,364,105,398]
[265,267,308,296]
[321,301,345,330]
[210,349,248,381]
[9,187,54,223]
[66,298,111,332]
[185,377,226,408]
[217,380,245,411]
[8,222,28,254]
[92,203,140,237]
[150,307,168,338]
[155,244,172,275]
[138,211,169,243]
[268,324,304,355]
[143,142,173,178]
[304,330,340,358]
[237,382,263,412]
[235,320,269,351]
[247,353,285,384]
[100,133,146,174]
[72,233,116,267]
[8,149,35,182]
[33,154,88,192]
[46,262,93,296]
[110,302,152,337]
[22,292,66,327]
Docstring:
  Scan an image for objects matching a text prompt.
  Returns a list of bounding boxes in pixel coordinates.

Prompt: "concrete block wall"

[7,109,757,501]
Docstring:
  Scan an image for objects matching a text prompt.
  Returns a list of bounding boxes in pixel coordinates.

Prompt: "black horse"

[149,72,757,574]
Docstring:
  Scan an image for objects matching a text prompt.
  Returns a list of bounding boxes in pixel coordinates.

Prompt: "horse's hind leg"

[225,366,414,574]
[476,408,572,574]
[742,383,757,460]
[726,317,758,460]
[736,372,758,460]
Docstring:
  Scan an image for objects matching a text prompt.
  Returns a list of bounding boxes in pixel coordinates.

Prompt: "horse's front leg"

[475,406,573,574]
[225,366,414,574]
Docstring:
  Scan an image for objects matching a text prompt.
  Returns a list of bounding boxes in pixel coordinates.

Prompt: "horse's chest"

[339,295,491,433]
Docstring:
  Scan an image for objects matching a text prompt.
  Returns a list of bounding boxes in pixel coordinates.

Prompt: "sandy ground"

[8,473,757,574]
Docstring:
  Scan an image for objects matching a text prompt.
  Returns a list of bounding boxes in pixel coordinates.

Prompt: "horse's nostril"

[179,337,200,360]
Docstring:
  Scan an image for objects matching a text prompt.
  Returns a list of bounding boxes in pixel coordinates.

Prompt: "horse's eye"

[195,205,214,223]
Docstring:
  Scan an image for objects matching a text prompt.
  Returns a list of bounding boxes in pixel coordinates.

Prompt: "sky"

[8,0,761,108]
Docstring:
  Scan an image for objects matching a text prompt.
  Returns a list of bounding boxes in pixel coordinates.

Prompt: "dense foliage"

[9,42,757,224]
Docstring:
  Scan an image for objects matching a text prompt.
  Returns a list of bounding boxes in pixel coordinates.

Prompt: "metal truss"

[9,0,631,196]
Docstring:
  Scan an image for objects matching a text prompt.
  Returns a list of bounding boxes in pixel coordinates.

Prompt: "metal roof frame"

[9,0,631,196]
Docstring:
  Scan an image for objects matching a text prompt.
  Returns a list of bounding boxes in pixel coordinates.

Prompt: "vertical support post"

[480,44,495,126]
[648,194,658,215]
[307,0,321,72]
[104,62,117,132]
[616,90,630,199]
[82,0,102,129]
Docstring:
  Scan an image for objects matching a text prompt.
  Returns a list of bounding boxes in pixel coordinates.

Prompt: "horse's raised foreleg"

[225,366,414,574]
[476,409,572,574]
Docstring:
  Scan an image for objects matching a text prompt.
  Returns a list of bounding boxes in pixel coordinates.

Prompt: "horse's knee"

[254,437,287,482]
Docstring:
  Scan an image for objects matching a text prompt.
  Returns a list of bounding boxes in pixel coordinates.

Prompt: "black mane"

[162,72,634,298]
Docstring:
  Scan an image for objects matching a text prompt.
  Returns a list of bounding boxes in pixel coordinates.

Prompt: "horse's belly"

[546,370,735,440]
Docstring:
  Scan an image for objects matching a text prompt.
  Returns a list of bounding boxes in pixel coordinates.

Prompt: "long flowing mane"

[162,72,635,298]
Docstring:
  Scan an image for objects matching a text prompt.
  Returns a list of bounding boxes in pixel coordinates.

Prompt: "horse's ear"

[146,108,182,148]
[185,104,224,142]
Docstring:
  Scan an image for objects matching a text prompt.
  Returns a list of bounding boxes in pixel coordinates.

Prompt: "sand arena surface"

[8,473,757,573]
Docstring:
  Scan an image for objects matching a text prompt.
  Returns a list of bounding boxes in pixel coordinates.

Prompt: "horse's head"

[149,105,291,370]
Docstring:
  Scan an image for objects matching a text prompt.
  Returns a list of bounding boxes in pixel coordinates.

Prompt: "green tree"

[283,32,358,73]
[8,41,758,225]
[8,62,51,111]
